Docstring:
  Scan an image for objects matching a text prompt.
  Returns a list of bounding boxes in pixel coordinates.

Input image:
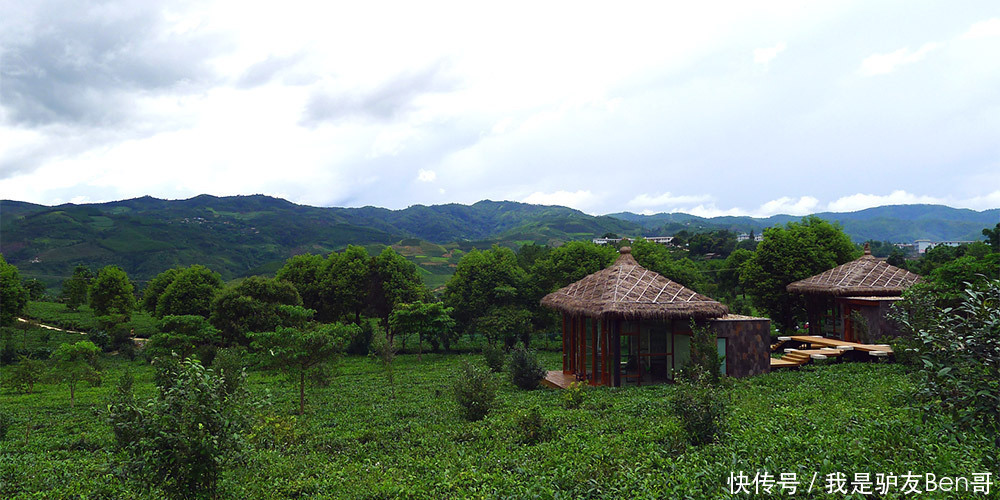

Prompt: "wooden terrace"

[770,335,894,369]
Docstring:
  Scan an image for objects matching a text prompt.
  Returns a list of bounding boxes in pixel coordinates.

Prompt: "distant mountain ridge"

[2,195,995,289]
[608,204,999,243]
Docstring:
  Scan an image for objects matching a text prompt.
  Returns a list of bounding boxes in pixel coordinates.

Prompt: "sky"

[2,1,999,218]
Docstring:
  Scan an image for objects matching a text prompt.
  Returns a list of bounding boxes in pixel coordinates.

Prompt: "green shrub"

[562,381,587,409]
[507,344,546,390]
[685,321,723,384]
[671,383,726,446]
[453,362,498,421]
[0,409,12,441]
[106,371,141,451]
[110,358,249,499]
[212,346,247,397]
[5,356,45,394]
[515,405,552,444]
[482,342,505,373]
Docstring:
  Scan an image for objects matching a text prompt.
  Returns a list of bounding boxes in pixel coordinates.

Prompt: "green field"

[1,351,991,498]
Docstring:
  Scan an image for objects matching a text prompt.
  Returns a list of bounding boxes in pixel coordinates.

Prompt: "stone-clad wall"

[709,317,771,377]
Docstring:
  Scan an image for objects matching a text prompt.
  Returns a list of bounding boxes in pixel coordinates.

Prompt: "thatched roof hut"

[786,244,921,297]
[540,247,728,320]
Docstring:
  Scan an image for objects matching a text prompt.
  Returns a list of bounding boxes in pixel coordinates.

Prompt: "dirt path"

[16,317,87,335]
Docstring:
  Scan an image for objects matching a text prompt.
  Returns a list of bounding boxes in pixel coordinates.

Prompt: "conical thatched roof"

[786,244,921,297]
[540,247,728,320]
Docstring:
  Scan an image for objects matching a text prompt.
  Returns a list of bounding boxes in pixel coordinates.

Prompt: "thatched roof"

[540,247,728,320]
[786,244,921,297]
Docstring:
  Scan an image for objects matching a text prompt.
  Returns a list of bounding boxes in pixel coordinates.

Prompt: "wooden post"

[562,313,569,373]
[578,316,586,380]
[612,320,621,387]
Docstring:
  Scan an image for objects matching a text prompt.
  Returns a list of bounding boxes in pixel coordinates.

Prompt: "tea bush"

[452,362,497,421]
[671,382,726,445]
[515,405,552,444]
[482,342,505,373]
[508,344,546,390]
[562,381,587,409]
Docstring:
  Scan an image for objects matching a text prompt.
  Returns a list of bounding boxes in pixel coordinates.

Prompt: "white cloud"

[521,190,595,211]
[753,42,787,64]
[858,43,939,76]
[627,192,714,208]
[825,190,944,212]
[963,18,1000,39]
[417,169,437,182]
[755,196,820,217]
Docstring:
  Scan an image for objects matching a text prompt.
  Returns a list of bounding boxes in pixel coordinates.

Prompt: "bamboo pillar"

[591,317,598,386]
[562,313,569,373]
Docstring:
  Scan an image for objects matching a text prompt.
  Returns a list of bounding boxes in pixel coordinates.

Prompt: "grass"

[21,302,159,338]
[1,349,992,499]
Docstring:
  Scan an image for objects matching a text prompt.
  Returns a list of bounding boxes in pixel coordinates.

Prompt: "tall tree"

[389,301,456,356]
[210,276,309,345]
[324,245,371,324]
[89,266,137,319]
[147,315,223,361]
[141,268,181,314]
[444,246,531,346]
[276,253,326,316]
[250,323,356,415]
[740,216,858,332]
[984,222,1000,253]
[50,341,101,408]
[368,247,426,327]
[155,265,223,318]
[0,255,29,326]
[61,265,93,311]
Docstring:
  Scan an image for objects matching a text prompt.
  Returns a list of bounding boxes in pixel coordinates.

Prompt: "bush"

[507,344,546,390]
[88,330,111,351]
[562,381,587,409]
[346,318,379,355]
[106,371,142,451]
[212,346,247,397]
[482,342,505,373]
[684,321,722,385]
[515,406,552,444]
[453,362,498,421]
[0,409,12,441]
[671,383,726,446]
[109,357,249,499]
[5,356,45,394]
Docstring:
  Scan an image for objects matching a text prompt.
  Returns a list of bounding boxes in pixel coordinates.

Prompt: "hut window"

[716,337,727,376]
[673,333,691,373]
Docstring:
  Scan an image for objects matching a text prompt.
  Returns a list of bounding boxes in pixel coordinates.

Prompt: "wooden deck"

[788,336,893,354]
[771,336,893,370]
[541,371,578,389]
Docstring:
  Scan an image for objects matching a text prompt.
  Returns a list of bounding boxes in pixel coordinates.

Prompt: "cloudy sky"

[2,1,999,217]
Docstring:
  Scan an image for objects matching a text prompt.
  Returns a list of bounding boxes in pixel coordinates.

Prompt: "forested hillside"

[2,195,996,291]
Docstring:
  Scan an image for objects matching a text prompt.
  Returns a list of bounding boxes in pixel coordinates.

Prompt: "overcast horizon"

[2,1,999,218]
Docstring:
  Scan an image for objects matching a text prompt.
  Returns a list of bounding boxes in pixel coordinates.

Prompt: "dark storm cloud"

[300,62,456,125]
[0,0,222,127]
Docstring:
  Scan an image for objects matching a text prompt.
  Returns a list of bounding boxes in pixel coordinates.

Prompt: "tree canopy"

[210,276,309,345]
[89,266,137,319]
[740,216,858,332]
[0,255,28,327]
[154,265,223,318]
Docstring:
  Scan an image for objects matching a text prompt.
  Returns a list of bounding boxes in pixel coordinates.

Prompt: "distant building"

[737,232,764,243]
[593,236,674,246]
[914,239,976,254]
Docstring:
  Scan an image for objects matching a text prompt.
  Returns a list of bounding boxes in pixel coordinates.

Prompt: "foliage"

[368,327,397,398]
[50,341,101,407]
[892,279,1000,448]
[141,267,180,314]
[671,383,726,446]
[389,301,456,355]
[106,371,141,450]
[562,381,587,409]
[686,230,737,257]
[0,409,12,441]
[984,222,1000,252]
[514,405,552,444]
[685,321,722,384]
[444,246,531,342]
[507,344,546,390]
[147,315,222,362]
[61,265,93,311]
[5,355,46,393]
[368,247,427,325]
[0,255,29,327]
[211,276,308,345]
[250,323,355,415]
[275,253,326,317]
[88,266,136,319]
[740,216,858,332]
[108,357,249,499]
[154,265,223,318]
[212,346,248,397]
[481,342,505,373]
[452,362,498,421]
[324,245,371,323]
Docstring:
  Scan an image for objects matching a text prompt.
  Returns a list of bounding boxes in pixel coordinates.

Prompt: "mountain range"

[2,195,996,290]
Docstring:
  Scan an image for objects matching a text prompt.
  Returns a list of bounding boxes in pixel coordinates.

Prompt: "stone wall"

[709,316,772,377]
